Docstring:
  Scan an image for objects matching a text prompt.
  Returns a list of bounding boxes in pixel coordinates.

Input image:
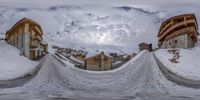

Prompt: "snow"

[41,40,47,45]
[0,33,4,39]
[69,56,84,64]
[0,0,200,99]
[0,50,200,99]
[155,45,200,80]
[0,40,39,80]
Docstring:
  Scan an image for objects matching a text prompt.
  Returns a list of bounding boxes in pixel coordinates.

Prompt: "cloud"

[0,0,200,8]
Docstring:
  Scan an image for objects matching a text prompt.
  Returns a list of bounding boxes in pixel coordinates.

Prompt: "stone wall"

[161,34,195,49]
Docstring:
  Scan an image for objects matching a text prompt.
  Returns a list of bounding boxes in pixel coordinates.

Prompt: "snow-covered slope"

[155,44,200,80]
[1,1,200,99]
[0,40,38,80]
[0,51,199,99]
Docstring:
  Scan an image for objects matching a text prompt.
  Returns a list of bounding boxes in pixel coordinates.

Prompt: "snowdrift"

[19,50,200,99]
[0,41,39,80]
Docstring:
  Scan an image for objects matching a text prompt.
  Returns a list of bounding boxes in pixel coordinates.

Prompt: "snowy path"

[1,51,200,100]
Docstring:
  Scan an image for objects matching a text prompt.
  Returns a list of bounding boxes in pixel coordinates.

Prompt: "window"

[21,33,24,48]
[94,57,96,62]
[94,57,99,62]
[169,41,171,45]
[13,39,15,46]
[16,37,18,44]
[175,40,178,44]
[29,25,32,32]
[104,57,108,61]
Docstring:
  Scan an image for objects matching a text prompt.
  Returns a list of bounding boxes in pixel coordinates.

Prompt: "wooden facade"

[5,18,48,60]
[139,43,152,51]
[84,52,113,71]
[158,14,199,48]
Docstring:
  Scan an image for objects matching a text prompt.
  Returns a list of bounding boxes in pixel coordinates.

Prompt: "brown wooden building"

[139,43,152,51]
[84,51,113,71]
[5,18,48,60]
[158,14,199,49]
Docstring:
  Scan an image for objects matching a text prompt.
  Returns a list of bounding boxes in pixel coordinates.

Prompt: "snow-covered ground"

[0,40,39,80]
[0,0,200,99]
[155,44,200,80]
[0,51,200,100]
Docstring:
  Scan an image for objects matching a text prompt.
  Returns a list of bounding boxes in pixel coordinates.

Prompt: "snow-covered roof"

[41,41,48,45]
[85,51,112,59]
[69,56,84,64]
[122,54,129,58]
[0,33,4,39]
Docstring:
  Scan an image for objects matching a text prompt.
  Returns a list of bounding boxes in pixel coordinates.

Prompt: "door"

[30,51,35,59]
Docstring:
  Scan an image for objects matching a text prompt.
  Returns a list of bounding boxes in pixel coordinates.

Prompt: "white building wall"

[23,33,30,58]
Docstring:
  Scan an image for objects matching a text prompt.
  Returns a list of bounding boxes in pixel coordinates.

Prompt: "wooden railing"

[165,27,197,41]
[159,21,173,36]
[159,19,197,41]
[34,26,43,35]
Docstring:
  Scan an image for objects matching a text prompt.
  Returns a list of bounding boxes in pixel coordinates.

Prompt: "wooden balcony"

[29,41,38,48]
[165,27,198,41]
[158,19,197,42]
[34,26,43,35]
[158,21,173,36]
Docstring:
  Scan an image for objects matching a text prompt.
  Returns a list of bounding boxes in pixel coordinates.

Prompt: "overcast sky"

[0,0,200,8]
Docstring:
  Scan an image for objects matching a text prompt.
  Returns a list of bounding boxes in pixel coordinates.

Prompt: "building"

[5,18,48,60]
[139,43,152,51]
[158,14,199,49]
[84,51,113,71]
[74,53,86,61]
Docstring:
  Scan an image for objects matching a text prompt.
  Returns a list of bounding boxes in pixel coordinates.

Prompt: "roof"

[139,43,152,46]
[40,41,48,46]
[41,41,48,45]
[6,18,43,37]
[85,51,113,60]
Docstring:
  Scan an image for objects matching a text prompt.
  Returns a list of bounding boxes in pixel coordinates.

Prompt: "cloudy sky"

[0,0,200,8]
[0,0,200,53]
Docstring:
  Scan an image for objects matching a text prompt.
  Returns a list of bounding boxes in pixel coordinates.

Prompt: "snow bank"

[155,46,200,80]
[0,41,39,80]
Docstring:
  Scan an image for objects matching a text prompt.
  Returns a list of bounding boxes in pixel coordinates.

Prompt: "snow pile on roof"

[69,56,84,64]
[155,45,200,80]
[41,40,47,45]
[0,33,4,39]
[0,40,39,80]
